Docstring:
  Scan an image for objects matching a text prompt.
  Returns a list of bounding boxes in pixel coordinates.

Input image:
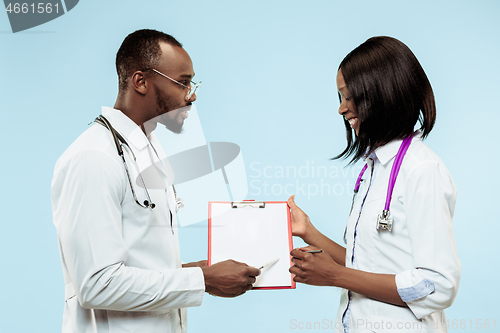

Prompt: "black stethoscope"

[343,134,414,244]
[93,115,184,212]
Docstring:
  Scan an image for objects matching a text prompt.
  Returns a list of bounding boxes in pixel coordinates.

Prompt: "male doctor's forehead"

[157,43,195,79]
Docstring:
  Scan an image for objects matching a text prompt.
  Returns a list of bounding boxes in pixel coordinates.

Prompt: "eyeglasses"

[146,68,201,100]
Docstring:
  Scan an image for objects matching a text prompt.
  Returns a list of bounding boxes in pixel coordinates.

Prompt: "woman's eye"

[340,92,351,101]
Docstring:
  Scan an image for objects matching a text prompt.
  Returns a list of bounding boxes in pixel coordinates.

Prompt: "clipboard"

[208,201,296,290]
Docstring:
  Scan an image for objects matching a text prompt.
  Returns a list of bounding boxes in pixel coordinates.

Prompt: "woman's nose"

[338,100,348,116]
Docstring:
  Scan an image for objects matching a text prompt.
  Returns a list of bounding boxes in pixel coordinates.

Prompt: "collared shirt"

[336,132,461,333]
[51,107,205,333]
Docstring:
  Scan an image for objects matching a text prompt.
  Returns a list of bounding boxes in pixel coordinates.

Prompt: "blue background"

[1,0,499,331]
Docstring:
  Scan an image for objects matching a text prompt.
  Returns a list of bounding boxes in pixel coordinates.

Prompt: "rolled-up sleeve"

[395,160,461,319]
[52,149,205,312]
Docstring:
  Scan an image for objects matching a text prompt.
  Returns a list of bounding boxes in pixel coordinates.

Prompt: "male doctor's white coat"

[51,107,205,333]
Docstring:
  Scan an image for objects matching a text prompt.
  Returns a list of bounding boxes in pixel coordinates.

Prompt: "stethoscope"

[93,115,184,213]
[343,134,413,244]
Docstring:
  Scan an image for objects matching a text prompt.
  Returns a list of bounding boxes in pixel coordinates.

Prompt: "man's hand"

[182,260,207,268]
[202,260,261,297]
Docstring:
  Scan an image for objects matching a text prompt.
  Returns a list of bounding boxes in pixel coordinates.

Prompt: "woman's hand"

[289,246,406,306]
[289,246,342,286]
[288,195,316,241]
[288,195,346,266]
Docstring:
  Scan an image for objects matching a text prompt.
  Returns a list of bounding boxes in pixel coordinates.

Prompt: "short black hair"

[116,29,183,92]
[335,36,436,163]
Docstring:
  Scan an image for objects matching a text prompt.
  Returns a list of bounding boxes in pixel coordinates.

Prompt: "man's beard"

[155,88,184,134]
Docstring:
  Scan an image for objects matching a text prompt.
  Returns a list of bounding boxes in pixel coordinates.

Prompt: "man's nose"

[186,91,197,102]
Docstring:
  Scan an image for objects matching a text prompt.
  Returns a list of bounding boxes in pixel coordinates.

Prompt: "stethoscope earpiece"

[144,200,156,209]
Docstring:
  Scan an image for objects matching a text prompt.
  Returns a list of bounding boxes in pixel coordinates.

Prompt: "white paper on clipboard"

[208,201,295,289]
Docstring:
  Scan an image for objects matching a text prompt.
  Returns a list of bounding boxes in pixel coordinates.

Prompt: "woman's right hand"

[288,195,315,241]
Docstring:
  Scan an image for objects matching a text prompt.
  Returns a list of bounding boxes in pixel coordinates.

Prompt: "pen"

[302,250,323,253]
[258,258,280,270]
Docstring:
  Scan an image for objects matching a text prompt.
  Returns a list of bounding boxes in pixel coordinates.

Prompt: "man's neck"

[114,95,152,135]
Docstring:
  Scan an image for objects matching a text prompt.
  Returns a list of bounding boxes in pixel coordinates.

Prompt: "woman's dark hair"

[335,36,436,163]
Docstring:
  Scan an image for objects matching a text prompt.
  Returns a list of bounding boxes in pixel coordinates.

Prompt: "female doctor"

[289,36,460,333]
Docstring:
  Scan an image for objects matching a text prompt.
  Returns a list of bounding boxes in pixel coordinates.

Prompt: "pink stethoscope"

[343,134,414,244]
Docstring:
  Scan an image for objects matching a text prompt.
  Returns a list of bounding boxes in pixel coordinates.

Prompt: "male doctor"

[51,29,260,332]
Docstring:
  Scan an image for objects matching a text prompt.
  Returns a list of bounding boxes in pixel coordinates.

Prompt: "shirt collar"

[369,130,422,166]
[101,107,149,150]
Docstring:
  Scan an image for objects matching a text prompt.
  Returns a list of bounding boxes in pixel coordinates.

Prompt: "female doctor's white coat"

[335,133,461,333]
[51,107,206,333]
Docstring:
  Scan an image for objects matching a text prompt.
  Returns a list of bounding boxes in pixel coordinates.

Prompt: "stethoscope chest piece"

[376,209,393,232]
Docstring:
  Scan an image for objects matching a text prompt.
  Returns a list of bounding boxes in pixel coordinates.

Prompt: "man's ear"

[131,71,149,95]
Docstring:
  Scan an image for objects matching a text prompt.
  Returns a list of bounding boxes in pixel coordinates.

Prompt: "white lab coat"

[51,107,205,333]
[335,133,461,333]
